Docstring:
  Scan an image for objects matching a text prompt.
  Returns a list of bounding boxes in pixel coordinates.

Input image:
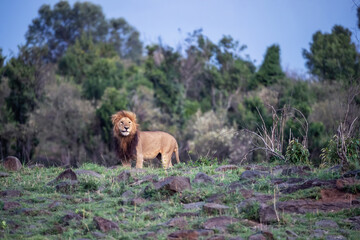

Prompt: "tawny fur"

[112,110,180,169]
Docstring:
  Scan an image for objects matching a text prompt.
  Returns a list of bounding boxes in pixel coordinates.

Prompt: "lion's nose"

[124,126,129,130]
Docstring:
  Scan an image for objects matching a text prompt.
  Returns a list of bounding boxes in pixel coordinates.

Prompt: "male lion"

[112,110,180,169]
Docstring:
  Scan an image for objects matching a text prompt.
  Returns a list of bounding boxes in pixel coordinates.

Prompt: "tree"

[303,25,358,82]
[26,1,142,62]
[0,48,5,83]
[255,44,284,86]
[96,87,128,148]
[5,46,49,124]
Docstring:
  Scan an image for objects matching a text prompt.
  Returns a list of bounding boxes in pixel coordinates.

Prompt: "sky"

[0,0,358,74]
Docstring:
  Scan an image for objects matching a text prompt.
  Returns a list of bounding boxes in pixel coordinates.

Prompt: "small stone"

[92,231,107,238]
[0,190,22,198]
[207,235,226,240]
[56,169,77,181]
[240,170,268,180]
[142,231,157,239]
[325,235,347,240]
[203,216,239,232]
[48,201,63,209]
[193,172,215,184]
[154,176,192,194]
[3,156,22,171]
[215,165,239,172]
[75,170,103,178]
[55,180,78,193]
[61,211,82,224]
[115,170,131,182]
[93,216,119,232]
[203,203,229,215]
[166,217,188,229]
[315,220,339,229]
[0,172,9,177]
[248,233,267,240]
[183,202,205,210]
[3,201,21,210]
[167,230,199,240]
[130,197,147,206]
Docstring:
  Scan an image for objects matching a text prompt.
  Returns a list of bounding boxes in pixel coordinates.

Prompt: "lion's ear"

[111,114,118,125]
[128,111,137,123]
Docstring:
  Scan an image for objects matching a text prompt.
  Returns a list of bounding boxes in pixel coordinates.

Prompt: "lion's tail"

[175,143,180,164]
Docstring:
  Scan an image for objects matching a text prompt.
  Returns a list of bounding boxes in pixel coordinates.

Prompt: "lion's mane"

[112,111,139,163]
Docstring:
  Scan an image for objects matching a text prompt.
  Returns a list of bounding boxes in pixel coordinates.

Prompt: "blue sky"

[0,0,358,74]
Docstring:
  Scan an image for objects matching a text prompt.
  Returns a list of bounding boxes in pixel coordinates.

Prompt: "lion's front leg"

[136,153,144,169]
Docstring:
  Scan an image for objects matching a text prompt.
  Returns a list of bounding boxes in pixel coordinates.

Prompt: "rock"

[154,176,191,194]
[3,201,21,210]
[19,208,51,216]
[215,165,239,172]
[130,174,157,186]
[281,166,311,176]
[56,169,78,181]
[93,216,119,232]
[203,216,239,232]
[27,164,44,169]
[61,211,82,224]
[248,233,267,240]
[167,230,199,240]
[166,217,188,229]
[259,199,360,224]
[55,180,78,193]
[203,203,229,215]
[48,201,63,209]
[115,170,131,182]
[315,220,339,229]
[206,193,226,204]
[92,231,107,238]
[240,170,268,180]
[142,231,157,239]
[281,179,336,194]
[121,190,135,199]
[177,212,199,217]
[193,172,215,184]
[336,178,360,190]
[75,170,103,178]
[130,197,147,206]
[0,172,9,177]
[206,235,226,240]
[342,169,360,178]
[183,202,205,210]
[0,190,22,198]
[3,156,22,171]
[325,235,347,240]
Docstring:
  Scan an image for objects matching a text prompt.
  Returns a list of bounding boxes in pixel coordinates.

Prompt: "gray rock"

[315,220,339,229]
[93,216,119,232]
[193,172,215,184]
[240,170,268,180]
[183,202,205,210]
[154,176,191,193]
[0,172,9,177]
[75,170,103,178]
[3,156,22,171]
[215,165,239,172]
[203,203,229,215]
[203,216,239,232]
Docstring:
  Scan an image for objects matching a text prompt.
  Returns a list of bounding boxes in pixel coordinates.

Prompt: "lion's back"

[138,131,177,152]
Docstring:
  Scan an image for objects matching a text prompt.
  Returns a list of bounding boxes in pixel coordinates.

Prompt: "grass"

[0,161,360,239]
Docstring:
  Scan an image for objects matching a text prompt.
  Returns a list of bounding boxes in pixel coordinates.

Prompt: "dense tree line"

[0,1,359,168]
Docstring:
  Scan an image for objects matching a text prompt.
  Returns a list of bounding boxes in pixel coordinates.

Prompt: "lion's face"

[112,111,138,138]
[117,117,134,136]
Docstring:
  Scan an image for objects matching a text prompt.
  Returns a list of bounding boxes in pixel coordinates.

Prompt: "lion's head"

[112,110,138,138]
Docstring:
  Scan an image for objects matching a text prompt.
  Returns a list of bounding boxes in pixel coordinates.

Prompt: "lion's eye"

[128,121,131,124]
[120,121,124,124]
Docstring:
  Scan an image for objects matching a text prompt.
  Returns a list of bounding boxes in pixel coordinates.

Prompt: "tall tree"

[255,44,284,86]
[26,1,142,62]
[303,25,358,82]
[5,46,48,124]
[0,48,5,83]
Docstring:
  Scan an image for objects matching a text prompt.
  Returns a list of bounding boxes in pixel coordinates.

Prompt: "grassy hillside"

[1,161,360,239]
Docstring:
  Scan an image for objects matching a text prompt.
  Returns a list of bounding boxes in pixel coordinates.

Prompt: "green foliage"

[279,187,321,201]
[255,44,284,86]
[0,48,5,83]
[303,25,359,82]
[320,136,360,168]
[188,156,219,167]
[240,201,260,221]
[5,46,47,124]
[96,87,128,146]
[235,96,272,130]
[285,139,310,164]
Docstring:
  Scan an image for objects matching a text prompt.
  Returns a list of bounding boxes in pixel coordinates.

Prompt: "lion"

[111,110,180,169]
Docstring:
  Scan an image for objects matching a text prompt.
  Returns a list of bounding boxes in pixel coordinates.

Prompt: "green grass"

[1,162,360,239]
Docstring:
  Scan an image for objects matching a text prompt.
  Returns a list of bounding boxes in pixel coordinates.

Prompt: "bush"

[285,139,310,164]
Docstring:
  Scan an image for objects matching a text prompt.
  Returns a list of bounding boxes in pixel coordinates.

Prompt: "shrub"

[285,139,310,164]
